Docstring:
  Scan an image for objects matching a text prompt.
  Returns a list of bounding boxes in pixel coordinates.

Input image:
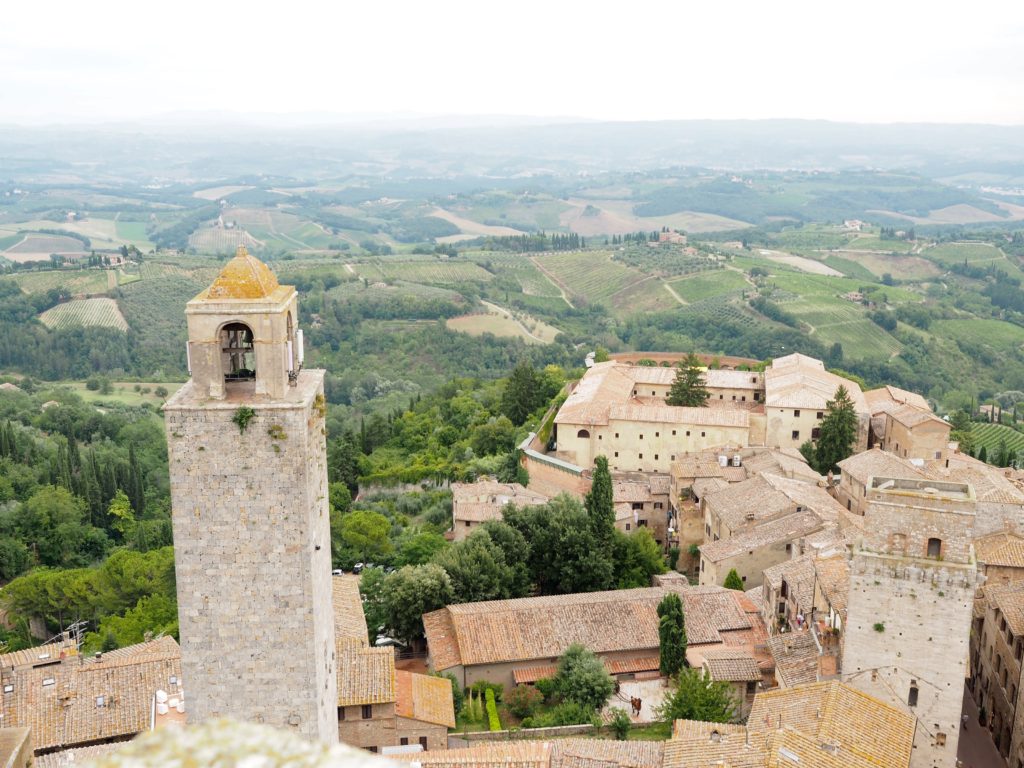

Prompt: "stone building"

[450,481,548,541]
[974,529,1024,586]
[842,476,980,768]
[969,580,1024,765]
[163,247,337,742]
[423,585,770,690]
[865,385,950,461]
[835,448,925,514]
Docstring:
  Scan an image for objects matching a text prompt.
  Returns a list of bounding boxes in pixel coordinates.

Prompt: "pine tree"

[666,353,710,407]
[723,569,744,590]
[814,385,859,474]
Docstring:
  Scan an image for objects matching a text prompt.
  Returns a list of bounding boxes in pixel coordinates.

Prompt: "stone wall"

[843,553,979,768]
[165,370,337,743]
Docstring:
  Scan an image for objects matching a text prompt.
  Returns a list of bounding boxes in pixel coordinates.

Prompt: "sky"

[2,0,1023,126]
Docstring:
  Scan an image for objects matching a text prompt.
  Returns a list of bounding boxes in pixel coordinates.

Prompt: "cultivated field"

[430,208,528,240]
[3,234,87,263]
[63,380,185,407]
[188,227,263,253]
[559,198,750,236]
[446,301,560,344]
[39,298,129,331]
[355,260,493,285]
[971,423,1024,456]
[931,319,1024,352]
[534,250,648,304]
[668,269,749,302]
[11,269,110,296]
[193,185,255,200]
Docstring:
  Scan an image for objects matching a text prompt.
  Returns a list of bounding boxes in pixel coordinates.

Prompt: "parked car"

[331,569,343,576]
[353,562,364,574]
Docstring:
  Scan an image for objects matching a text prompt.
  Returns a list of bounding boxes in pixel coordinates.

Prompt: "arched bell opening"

[221,322,256,383]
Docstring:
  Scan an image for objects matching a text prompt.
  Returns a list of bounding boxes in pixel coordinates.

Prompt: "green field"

[921,242,1024,281]
[931,319,1024,352]
[534,251,647,304]
[9,269,110,296]
[669,269,749,302]
[971,423,1024,456]
[39,298,129,331]
[61,380,185,407]
[358,260,494,284]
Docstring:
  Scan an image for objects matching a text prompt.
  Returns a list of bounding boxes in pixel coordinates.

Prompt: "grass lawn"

[61,381,185,407]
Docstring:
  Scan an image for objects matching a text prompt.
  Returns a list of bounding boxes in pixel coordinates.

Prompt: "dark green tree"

[655,668,737,723]
[379,564,454,644]
[432,529,529,603]
[612,529,667,588]
[723,569,744,590]
[584,455,614,550]
[553,644,614,712]
[657,592,686,677]
[501,362,544,425]
[813,385,859,473]
[666,353,710,407]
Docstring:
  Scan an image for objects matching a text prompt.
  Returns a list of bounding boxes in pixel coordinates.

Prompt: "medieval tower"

[842,475,980,768]
[163,246,337,742]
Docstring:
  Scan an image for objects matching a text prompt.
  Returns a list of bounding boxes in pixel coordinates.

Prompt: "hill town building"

[163,246,337,742]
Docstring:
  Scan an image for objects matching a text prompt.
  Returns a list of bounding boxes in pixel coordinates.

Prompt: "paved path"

[959,685,1007,768]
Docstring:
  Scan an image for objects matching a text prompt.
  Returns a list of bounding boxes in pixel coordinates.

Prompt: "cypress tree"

[128,444,145,515]
[657,592,687,676]
[584,455,614,550]
[723,569,744,591]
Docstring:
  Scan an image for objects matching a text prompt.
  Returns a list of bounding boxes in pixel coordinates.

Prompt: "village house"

[450,481,548,541]
[0,636,182,759]
[333,576,454,753]
[685,647,763,718]
[423,585,770,691]
[612,473,672,545]
[974,529,1024,586]
[864,385,951,461]
[762,354,870,452]
[968,580,1024,764]
[834,447,926,514]
[664,680,914,768]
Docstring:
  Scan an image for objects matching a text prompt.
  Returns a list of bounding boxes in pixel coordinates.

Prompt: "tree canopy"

[723,569,744,590]
[657,592,686,677]
[656,668,737,723]
[666,353,710,407]
[553,643,615,712]
[813,384,859,473]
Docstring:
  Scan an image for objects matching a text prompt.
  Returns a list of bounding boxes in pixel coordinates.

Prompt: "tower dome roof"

[204,246,281,299]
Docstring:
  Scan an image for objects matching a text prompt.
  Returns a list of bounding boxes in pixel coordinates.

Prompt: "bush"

[154,385,168,398]
[485,688,502,731]
[609,708,632,740]
[471,680,504,702]
[554,644,615,711]
[535,677,556,702]
[526,701,595,728]
[505,685,543,718]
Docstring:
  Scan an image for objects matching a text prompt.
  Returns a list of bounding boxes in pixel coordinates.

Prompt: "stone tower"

[163,246,337,743]
[842,476,980,768]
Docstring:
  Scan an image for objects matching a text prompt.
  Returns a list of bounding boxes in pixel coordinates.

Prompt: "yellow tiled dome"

[204,246,280,299]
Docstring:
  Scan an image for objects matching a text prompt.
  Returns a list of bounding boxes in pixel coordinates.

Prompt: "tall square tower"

[842,476,979,768]
[163,247,337,742]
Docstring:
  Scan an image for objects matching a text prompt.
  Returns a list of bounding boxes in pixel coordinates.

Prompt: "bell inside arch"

[221,322,256,382]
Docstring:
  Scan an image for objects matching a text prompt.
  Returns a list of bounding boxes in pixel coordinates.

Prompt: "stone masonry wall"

[164,370,337,743]
[843,553,979,768]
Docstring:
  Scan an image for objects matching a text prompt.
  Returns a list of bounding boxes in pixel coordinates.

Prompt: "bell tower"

[164,246,337,743]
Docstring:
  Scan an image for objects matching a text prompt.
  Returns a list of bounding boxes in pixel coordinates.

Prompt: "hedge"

[485,688,501,731]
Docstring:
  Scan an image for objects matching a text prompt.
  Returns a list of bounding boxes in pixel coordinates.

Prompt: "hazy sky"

[2,0,1022,125]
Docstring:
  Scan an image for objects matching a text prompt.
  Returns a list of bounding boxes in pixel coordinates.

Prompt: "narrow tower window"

[927,538,942,558]
[908,682,919,707]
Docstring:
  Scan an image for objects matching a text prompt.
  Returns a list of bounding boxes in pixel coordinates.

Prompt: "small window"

[742,575,747,582]
[2,684,12,693]
[464,521,470,527]
[746,681,757,694]
[794,409,801,417]
[731,395,736,400]
[368,747,378,754]
[632,502,644,510]
[652,390,656,396]
[576,429,590,439]
[598,435,602,440]
[400,738,409,746]
[339,707,346,721]
[639,453,643,459]
[671,455,676,461]
[639,434,644,440]
[935,732,946,747]
[96,696,105,707]
[419,737,428,749]
[625,523,631,531]
[654,502,663,509]
[654,454,659,460]
[701,431,706,437]
[741,396,746,401]
[816,411,824,419]
[615,432,619,438]
[927,538,942,558]
[362,704,372,719]
[792,430,800,440]
[42,678,55,687]
[908,683,919,707]
[686,431,691,437]
[754,392,761,401]
[672,430,677,436]
[655,432,660,437]
[614,451,619,457]
[811,427,821,439]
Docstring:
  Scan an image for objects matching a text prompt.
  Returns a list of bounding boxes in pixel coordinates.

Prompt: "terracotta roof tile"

[837,449,925,485]
[975,531,1024,568]
[393,741,552,768]
[336,644,394,706]
[394,669,455,728]
[700,512,827,563]
[766,632,819,687]
[198,246,287,301]
[664,726,768,768]
[762,556,816,612]
[699,649,763,682]
[764,356,867,412]
[333,575,369,647]
[552,739,664,768]
[747,681,914,767]
[425,587,759,670]
[1,638,182,752]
